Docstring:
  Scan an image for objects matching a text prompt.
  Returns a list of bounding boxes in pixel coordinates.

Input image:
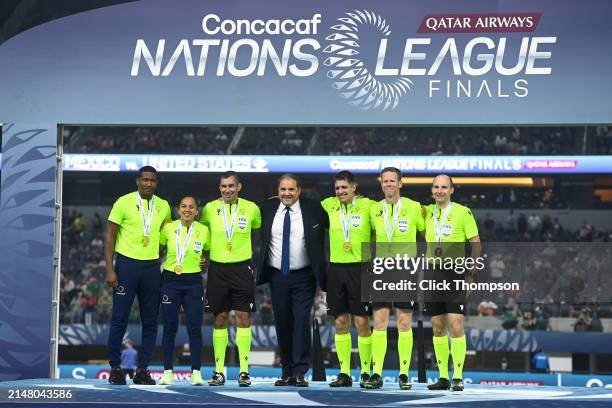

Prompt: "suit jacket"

[257,197,326,291]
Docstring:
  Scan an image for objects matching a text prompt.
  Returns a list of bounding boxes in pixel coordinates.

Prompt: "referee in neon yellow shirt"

[366,167,424,390]
[200,171,261,387]
[158,196,210,386]
[321,171,374,388]
[424,174,480,392]
[105,166,172,385]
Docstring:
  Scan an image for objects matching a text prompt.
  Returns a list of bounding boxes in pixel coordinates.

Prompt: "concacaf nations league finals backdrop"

[1,0,611,379]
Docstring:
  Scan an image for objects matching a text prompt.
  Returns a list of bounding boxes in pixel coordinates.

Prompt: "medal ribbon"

[339,197,356,244]
[221,200,239,244]
[136,192,155,238]
[382,198,402,241]
[175,222,195,266]
[433,202,452,244]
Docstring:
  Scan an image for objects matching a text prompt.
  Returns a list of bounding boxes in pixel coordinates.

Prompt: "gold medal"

[142,236,150,247]
[174,265,183,274]
[343,242,352,252]
[227,242,232,251]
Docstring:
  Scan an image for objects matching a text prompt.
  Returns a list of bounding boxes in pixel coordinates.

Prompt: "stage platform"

[1,379,611,408]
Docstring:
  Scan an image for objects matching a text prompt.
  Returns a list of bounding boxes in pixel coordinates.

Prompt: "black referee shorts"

[326,262,371,317]
[423,265,467,317]
[205,260,256,314]
[370,301,417,311]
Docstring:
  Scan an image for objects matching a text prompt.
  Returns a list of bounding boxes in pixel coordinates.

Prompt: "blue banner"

[0,153,602,174]
[1,0,611,124]
[59,325,612,354]
[0,124,56,381]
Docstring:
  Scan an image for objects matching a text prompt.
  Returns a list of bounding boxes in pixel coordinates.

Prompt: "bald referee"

[105,166,172,385]
[424,174,480,392]
[200,171,261,387]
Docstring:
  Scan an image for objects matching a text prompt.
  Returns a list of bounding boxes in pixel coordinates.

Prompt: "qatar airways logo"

[130,10,556,111]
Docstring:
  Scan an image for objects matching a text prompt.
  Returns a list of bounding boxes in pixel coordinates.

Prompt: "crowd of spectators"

[455,187,569,210]
[60,210,612,331]
[61,211,611,330]
[594,126,612,154]
[60,210,116,324]
[235,127,315,155]
[65,127,234,154]
[64,126,599,156]
[479,211,612,243]
[481,292,606,333]
[315,126,582,156]
[474,212,611,331]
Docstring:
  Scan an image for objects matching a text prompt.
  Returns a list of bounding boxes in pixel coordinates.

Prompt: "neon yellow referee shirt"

[200,198,261,263]
[160,220,210,273]
[424,202,478,259]
[322,196,374,263]
[370,197,424,258]
[108,192,172,260]
[370,197,424,242]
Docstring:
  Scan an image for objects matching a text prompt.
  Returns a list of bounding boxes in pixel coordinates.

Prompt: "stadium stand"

[65,126,591,155]
[60,208,611,327]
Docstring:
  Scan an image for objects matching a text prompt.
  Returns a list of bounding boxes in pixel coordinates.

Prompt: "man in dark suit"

[258,174,326,387]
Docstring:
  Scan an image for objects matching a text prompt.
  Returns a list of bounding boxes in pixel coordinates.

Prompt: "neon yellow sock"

[357,335,372,374]
[335,332,352,375]
[236,327,252,374]
[433,335,449,380]
[450,335,467,380]
[398,330,413,376]
[371,329,387,375]
[212,328,228,373]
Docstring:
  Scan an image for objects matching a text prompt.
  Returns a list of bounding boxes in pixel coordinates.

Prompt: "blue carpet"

[0,379,611,407]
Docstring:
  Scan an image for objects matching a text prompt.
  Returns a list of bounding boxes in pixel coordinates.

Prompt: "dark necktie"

[281,206,291,275]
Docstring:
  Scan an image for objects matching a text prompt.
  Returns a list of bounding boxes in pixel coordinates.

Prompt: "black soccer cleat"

[108,366,126,385]
[274,376,294,386]
[359,373,370,388]
[133,368,156,385]
[427,378,451,390]
[364,373,383,389]
[329,373,352,387]
[398,374,412,390]
[238,372,252,387]
[208,371,226,386]
[451,378,464,391]
[294,374,308,387]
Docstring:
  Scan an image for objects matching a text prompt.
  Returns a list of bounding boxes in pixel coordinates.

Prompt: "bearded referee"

[321,171,374,388]
[424,174,480,392]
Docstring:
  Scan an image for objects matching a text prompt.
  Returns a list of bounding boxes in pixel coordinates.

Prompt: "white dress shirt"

[267,200,310,270]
